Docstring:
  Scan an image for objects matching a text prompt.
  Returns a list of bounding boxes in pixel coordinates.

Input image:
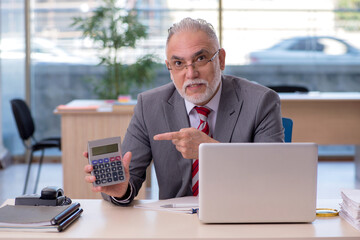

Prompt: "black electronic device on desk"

[88,136,126,187]
[15,186,72,206]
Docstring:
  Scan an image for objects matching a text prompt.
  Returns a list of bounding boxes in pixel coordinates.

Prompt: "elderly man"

[84,17,284,205]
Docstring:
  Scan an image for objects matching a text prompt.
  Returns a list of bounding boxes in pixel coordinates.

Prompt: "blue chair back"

[282,117,293,143]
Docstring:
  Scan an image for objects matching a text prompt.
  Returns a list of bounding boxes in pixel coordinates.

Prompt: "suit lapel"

[162,89,190,132]
[162,88,192,192]
[213,76,243,142]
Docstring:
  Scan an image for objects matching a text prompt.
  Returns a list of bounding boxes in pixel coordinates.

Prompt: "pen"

[191,208,199,214]
[161,203,199,208]
[57,208,83,232]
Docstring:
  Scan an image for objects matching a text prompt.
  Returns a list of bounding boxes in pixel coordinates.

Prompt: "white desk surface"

[1,199,360,240]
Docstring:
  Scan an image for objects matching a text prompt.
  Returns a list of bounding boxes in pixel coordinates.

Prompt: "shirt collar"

[185,80,222,115]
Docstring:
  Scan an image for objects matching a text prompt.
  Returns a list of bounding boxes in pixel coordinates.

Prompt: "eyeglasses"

[167,49,220,71]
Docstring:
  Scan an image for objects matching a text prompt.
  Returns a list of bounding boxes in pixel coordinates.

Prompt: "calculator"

[87,136,126,187]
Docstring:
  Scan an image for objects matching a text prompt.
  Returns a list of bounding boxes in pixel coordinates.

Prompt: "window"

[1,0,26,154]
[1,0,359,157]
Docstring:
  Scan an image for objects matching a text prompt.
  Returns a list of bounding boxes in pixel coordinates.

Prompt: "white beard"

[174,68,222,105]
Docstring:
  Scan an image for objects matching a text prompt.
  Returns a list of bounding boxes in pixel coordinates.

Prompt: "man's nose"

[185,63,199,79]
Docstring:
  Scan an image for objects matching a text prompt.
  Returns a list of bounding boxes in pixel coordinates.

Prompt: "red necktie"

[192,106,211,196]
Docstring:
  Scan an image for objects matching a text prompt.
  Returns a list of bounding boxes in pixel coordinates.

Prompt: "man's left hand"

[153,127,218,159]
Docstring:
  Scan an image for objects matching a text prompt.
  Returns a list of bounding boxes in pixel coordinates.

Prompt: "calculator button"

[115,156,121,161]
[113,172,118,176]
[105,163,110,168]
[98,159,103,164]
[93,165,99,170]
[117,166,123,171]
[106,173,111,178]
[95,175,100,180]
[112,167,117,172]
[111,162,116,167]
[101,179,107,184]
[116,161,122,166]
[106,168,111,173]
[100,169,105,174]
[101,174,106,179]
[99,164,104,169]
[107,178,112,183]
[119,176,124,181]
[104,158,109,163]
[110,157,115,162]
[94,170,99,175]
[95,180,101,185]
[113,176,119,181]
[92,160,98,165]
[118,171,123,176]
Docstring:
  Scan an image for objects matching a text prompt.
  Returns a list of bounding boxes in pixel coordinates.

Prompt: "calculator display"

[91,143,118,156]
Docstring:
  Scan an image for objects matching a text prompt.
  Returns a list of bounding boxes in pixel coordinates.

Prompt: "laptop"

[198,142,318,223]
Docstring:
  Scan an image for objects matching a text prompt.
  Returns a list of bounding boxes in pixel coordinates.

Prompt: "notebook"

[0,202,82,232]
[198,142,318,223]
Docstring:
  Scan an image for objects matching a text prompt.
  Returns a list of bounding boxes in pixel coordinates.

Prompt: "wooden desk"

[280,92,360,180]
[57,93,360,199]
[1,199,360,239]
[279,92,360,145]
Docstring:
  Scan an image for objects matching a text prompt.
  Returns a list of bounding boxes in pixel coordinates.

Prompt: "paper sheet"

[341,189,360,208]
[340,189,360,231]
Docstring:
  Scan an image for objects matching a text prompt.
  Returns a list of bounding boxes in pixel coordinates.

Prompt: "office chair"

[282,117,293,143]
[10,99,61,194]
[268,85,309,93]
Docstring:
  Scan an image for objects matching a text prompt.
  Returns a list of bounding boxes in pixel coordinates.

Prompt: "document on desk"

[339,189,360,231]
[134,196,198,214]
[0,202,82,232]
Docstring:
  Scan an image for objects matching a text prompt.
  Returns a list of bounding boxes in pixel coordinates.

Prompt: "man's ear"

[219,48,226,70]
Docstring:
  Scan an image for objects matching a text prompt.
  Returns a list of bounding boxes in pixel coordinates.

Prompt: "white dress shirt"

[184,81,222,135]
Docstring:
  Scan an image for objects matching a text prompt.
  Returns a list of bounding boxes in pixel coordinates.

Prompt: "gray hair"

[166,18,219,48]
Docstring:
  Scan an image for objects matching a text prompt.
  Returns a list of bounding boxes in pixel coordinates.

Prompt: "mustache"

[182,79,208,91]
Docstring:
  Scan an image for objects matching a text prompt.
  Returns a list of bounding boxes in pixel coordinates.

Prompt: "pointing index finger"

[154,131,181,141]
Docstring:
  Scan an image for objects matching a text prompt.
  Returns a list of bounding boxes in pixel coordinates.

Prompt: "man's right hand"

[83,151,132,198]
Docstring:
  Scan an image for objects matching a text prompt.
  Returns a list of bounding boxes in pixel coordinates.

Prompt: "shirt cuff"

[110,182,133,205]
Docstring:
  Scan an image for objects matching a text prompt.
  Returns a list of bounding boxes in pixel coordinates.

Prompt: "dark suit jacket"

[117,75,284,202]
